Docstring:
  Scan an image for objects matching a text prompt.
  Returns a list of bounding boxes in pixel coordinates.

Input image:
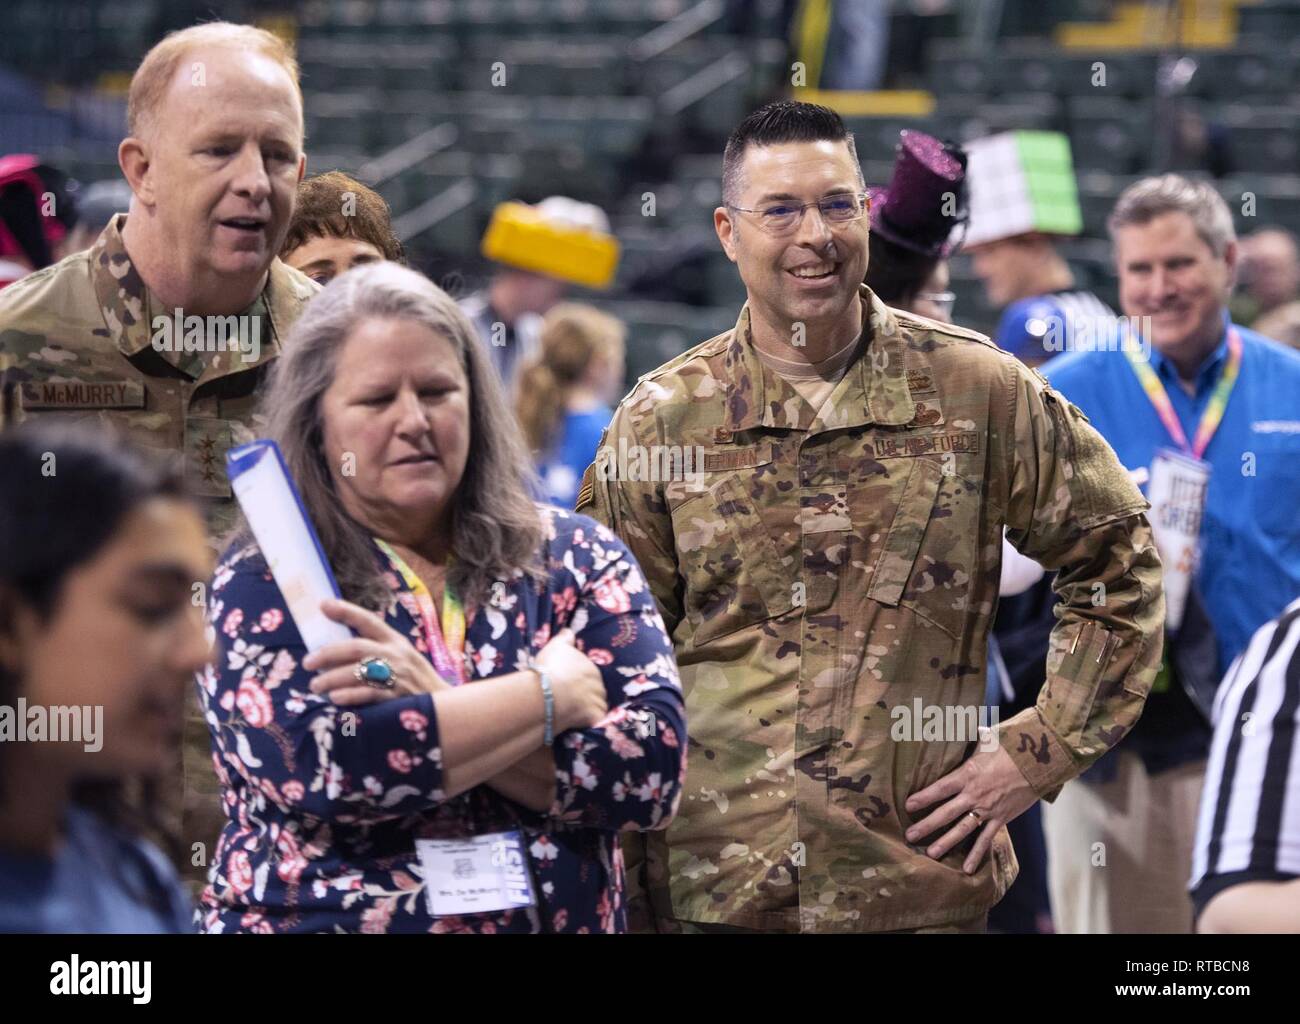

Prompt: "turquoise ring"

[355,656,395,689]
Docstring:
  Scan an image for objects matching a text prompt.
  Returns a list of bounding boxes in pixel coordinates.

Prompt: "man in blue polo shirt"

[1041,173,1300,933]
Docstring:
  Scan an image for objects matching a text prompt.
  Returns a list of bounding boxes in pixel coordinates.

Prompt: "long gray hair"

[254,261,545,611]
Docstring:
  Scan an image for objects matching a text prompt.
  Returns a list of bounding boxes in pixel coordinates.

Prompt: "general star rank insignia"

[184,417,234,498]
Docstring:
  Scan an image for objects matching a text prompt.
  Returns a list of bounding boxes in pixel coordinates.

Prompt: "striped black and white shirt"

[1189,597,1300,920]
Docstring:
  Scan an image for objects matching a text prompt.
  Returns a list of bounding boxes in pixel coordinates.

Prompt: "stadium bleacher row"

[4,0,1300,381]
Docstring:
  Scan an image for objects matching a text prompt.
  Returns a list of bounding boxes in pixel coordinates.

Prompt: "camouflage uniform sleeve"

[1,305,27,430]
[574,398,683,636]
[999,363,1165,802]
[574,395,681,932]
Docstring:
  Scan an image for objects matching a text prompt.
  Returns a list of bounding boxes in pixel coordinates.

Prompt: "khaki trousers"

[1041,752,1206,933]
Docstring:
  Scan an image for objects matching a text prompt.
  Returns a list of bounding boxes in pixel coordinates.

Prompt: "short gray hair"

[254,261,545,611]
[1107,173,1236,257]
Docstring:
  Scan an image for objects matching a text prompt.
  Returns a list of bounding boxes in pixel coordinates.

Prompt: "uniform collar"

[723,285,915,435]
[849,288,916,428]
[89,214,152,358]
[1147,312,1233,397]
[89,213,315,383]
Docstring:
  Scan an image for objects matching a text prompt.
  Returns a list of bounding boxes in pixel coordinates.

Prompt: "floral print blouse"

[196,507,686,933]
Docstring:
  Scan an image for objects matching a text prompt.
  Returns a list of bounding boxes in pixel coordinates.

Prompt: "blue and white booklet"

[226,440,353,651]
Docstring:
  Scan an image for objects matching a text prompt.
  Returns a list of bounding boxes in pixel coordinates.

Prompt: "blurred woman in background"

[515,303,625,509]
[0,422,208,932]
[864,129,966,323]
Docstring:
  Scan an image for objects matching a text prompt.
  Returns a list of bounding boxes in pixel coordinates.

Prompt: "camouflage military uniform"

[0,213,318,885]
[576,285,1165,932]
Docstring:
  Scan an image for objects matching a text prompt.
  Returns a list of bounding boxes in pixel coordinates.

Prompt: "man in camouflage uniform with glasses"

[577,101,1165,933]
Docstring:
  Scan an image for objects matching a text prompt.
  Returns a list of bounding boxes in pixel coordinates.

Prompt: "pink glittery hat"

[868,130,968,258]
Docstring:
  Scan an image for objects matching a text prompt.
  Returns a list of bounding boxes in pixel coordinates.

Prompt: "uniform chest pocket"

[671,472,796,646]
[866,456,982,640]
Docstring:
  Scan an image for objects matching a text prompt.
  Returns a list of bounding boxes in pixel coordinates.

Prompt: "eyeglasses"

[727,191,871,236]
[917,290,956,317]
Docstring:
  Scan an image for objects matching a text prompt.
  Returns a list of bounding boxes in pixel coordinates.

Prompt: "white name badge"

[416,831,537,918]
[1146,447,1211,633]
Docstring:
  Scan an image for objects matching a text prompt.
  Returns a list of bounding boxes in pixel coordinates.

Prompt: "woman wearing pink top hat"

[864,129,968,323]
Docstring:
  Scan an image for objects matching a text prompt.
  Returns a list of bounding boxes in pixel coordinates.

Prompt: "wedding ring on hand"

[355,656,396,689]
[967,809,983,825]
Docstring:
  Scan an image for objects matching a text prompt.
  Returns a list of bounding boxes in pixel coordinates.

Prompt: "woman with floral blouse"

[197,262,685,933]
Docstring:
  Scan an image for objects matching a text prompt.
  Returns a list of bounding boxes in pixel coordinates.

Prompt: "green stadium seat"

[927,42,994,95]
[1075,171,1136,237]
[955,96,1063,138]
[1058,52,1159,98]
[993,39,1074,95]
[381,42,457,93]
[596,300,736,387]
[589,98,654,155]
[1238,2,1300,42]
[1219,174,1300,230]
[1216,105,1300,175]
[305,149,369,181]
[1186,48,1292,100]
[1067,96,1152,174]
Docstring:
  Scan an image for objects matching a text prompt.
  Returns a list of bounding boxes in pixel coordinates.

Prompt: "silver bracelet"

[537,669,555,745]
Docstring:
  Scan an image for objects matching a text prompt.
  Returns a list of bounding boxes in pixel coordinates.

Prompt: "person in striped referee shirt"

[1191,597,1300,932]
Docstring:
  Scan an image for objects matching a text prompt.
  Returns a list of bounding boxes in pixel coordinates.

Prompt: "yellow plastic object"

[793,88,936,118]
[481,202,620,290]
[1057,0,1238,50]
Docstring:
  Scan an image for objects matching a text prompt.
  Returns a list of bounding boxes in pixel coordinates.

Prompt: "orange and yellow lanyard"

[1123,327,1242,460]
[375,539,467,686]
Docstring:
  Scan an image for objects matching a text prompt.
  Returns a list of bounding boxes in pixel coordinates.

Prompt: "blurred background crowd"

[2,0,1300,936]
[6,1,1300,374]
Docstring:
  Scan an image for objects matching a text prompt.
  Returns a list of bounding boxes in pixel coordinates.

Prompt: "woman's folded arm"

[203,563,448,823]
[550,690,686,830]
[544,521,688,831]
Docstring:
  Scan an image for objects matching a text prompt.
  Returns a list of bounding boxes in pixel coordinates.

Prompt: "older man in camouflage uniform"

[0,23,317,885]
[576,101,1165,932]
